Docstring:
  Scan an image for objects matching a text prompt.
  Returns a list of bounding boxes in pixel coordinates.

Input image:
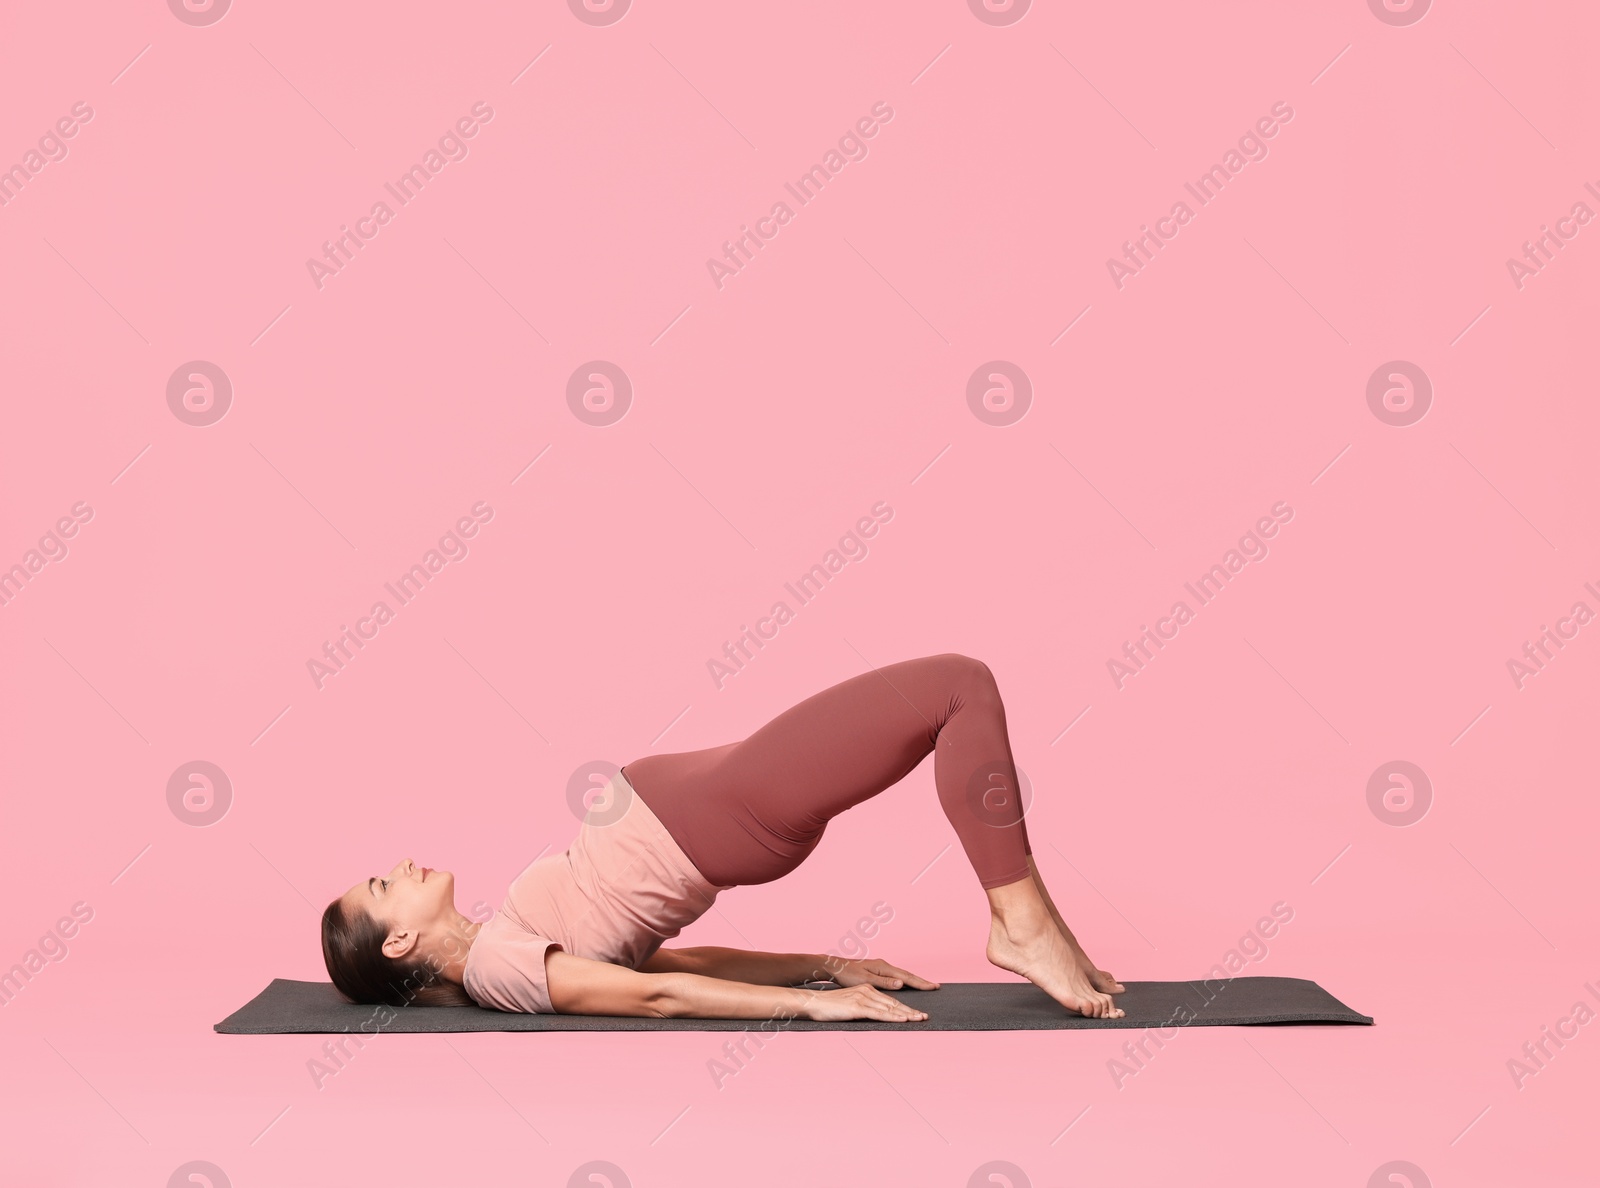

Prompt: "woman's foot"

[1084,964,1125,994]
[1022,856,1125,996]
[1060,936,1124,994]
[986,912,1125,1019]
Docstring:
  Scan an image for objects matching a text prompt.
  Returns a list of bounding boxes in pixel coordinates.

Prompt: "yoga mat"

[215,976,1371,1033]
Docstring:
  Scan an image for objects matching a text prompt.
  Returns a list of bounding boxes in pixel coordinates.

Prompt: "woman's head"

[322,858,478,1007]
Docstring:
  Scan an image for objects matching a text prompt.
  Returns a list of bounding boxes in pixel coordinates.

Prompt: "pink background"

[2,1,1597,1184]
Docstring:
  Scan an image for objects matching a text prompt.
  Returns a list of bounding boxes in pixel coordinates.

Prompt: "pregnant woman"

[321,654,1126,1022]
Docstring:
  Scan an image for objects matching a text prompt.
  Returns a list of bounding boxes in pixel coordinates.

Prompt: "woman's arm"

[641,946,939,991]
[637,946,833,986]
[544,950,927,1022]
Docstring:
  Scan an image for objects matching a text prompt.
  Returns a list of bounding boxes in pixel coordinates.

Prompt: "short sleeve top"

[462,769,723,1013]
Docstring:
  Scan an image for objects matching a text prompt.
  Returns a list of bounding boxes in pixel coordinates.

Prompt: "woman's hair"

[320,898,474,1008]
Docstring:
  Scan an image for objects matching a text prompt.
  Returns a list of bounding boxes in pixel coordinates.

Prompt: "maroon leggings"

[622,653,1033,891]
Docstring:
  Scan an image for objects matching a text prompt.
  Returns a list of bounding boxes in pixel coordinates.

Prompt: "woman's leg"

[1025,855,1125,994]
[626,653,1032,888]
[623,653,1124,1017]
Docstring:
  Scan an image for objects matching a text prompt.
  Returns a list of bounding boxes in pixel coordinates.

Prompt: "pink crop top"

[462,768,724,1013]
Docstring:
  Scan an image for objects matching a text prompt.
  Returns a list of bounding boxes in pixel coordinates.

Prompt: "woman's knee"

[933,653,1000,701]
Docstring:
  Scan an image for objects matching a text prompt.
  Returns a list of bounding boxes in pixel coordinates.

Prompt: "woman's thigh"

[624,655,981,886]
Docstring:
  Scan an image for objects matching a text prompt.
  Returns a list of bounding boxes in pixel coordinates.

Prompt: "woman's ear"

[382,928,416,960]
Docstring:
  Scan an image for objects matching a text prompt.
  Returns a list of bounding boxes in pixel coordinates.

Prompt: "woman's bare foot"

[1053,923,1125,995]
[1060,935,1125,994]
[1085,965,1125,994]
[986,912,1125,1019]
[1022,856,1126,997]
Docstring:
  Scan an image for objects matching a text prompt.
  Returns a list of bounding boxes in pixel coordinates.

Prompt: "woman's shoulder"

[463,917,564,1013]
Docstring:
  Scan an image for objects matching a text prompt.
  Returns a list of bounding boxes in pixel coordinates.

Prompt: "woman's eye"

[380,879,388,890]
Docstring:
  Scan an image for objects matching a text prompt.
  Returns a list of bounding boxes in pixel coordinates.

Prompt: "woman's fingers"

[806,985,929,1022]
[869,961,940,991]
[854,986,927,1021]
[870,998,927,1022]
[892,966,940,990]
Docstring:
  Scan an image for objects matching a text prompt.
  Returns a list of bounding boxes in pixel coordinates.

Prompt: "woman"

[321,654,1127,1022]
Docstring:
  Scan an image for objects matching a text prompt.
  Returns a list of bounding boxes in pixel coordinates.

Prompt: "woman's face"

[338,858,456,948]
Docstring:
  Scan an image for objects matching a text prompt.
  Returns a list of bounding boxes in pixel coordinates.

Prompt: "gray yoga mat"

[215,976,1371,1033]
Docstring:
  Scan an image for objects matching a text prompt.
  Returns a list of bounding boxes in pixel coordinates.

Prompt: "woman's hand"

[798,984,929,1023]
[827,958,940,992]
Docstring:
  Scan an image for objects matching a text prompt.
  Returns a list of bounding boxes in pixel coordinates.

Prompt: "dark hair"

[320,898,474,1008]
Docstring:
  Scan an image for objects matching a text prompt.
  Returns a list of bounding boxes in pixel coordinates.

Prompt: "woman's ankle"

[985,879,1053,940]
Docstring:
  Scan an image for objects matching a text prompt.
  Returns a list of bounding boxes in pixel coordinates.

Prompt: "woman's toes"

[1088,968,1125,994]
